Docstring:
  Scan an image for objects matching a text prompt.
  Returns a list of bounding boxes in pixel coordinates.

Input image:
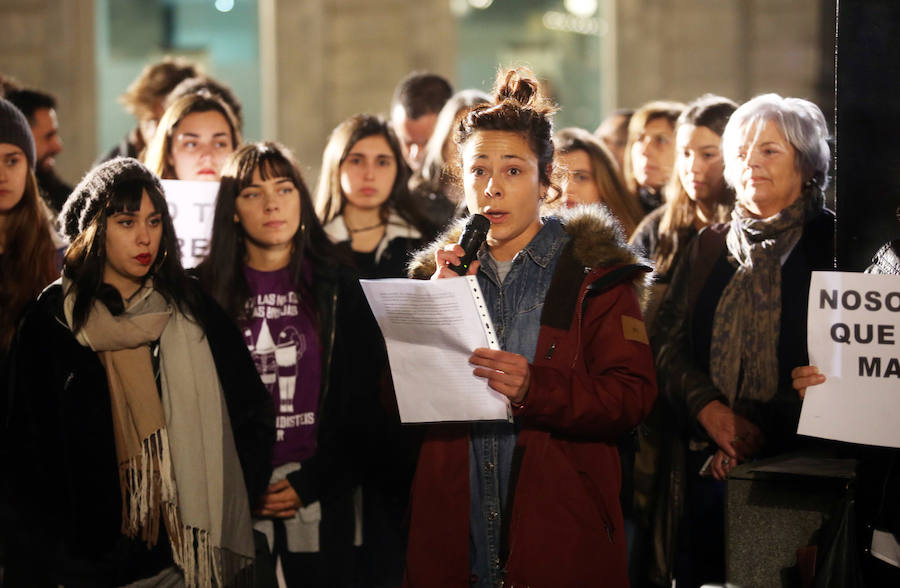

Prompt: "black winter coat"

[1,281,275,587]
[642,208,835,586]
[282,261,387,508]
[654,208,835,450]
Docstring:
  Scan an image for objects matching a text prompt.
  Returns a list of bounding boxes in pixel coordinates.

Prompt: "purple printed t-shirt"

[240,265,321,467]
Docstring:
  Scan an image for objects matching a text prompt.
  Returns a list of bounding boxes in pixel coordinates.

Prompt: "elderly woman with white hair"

[652,93,833,586]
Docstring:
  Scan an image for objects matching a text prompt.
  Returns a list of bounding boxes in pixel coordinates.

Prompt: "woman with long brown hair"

[626,94,736,588]
[0,97,62,582]
[554,126,644,237]
[0,97,58,357]
[143,90,241,182]
[315,116,435,585]
[199,142,386,587]
[631,94,738,325]
[315,114,435,279]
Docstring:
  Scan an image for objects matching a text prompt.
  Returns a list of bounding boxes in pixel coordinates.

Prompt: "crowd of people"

[0,56,896,588]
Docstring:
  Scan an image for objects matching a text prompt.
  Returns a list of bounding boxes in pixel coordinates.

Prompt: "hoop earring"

[151,247,168,274]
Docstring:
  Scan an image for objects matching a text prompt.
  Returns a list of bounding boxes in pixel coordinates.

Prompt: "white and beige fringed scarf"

[62,278,254,587]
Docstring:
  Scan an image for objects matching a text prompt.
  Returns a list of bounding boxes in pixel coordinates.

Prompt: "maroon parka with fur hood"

[403,207,657,588]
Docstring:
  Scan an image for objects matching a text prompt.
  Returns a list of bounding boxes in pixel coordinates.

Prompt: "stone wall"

[260,0,456,176]
[0,0,96,186]
[615,0,833,112]
[0,0,833,184]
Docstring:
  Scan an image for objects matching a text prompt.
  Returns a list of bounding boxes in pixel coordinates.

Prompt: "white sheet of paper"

[160,180,219,268]
[360,276,508,423]
[798,271,900,448]
[872,529,900,568]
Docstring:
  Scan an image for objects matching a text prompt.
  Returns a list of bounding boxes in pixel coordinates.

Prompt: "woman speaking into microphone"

[403,67,657,588]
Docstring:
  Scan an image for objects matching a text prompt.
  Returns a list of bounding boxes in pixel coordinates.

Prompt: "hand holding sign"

[791,365,826,398]
[798,272,900,448]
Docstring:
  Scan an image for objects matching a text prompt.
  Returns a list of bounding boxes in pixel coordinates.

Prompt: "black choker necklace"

[348,221,386,234]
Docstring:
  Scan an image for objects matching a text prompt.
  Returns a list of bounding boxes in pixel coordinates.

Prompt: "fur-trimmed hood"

[408,204,653,294]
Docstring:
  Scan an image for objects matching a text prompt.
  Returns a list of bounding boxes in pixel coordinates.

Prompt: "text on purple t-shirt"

[241,265,321,467]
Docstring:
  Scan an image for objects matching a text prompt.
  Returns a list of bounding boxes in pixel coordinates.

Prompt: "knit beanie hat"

[60,157,163,241]
[0,97,36,169]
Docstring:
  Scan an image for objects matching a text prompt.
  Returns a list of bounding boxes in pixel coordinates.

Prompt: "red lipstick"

[135,253,152,266]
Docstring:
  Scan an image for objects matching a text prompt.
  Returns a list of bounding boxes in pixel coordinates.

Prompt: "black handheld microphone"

[448,213,491,276]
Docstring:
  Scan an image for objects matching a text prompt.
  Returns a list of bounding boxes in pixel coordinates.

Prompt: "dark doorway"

[836,0,900,269]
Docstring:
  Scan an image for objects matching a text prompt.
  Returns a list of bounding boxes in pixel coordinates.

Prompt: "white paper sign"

[798,271,900,448]
[160,180,219,268]
[360,276,508,424]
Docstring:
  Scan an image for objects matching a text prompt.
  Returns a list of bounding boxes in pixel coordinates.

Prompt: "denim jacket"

[468,218,569,587]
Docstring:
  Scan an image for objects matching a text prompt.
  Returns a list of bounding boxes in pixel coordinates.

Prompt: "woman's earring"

[152,247,168,273]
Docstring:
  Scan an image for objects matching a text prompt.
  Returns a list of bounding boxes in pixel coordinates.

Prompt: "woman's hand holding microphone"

[430,214,530,407]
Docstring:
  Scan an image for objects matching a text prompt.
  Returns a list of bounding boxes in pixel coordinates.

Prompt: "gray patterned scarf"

[709,190,824,406]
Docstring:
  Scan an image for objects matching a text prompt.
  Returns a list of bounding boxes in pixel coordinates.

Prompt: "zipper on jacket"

[326,289,337,370]
[570,272,595,369]
[543,342,557,360]
[319,288,339,409]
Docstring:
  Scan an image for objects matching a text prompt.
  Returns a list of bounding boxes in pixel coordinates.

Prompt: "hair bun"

[493,67,557,116]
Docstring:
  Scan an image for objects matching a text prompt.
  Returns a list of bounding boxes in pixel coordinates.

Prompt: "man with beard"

[5,87,71,213]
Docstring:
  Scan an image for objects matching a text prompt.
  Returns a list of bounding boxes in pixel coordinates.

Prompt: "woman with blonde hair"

[554,126,644,237]
[143,90,241,182]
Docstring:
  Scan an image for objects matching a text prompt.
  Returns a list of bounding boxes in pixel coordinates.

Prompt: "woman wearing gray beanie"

[3,157,275,587]
[0,95,63,588]
[0,97,59,354]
